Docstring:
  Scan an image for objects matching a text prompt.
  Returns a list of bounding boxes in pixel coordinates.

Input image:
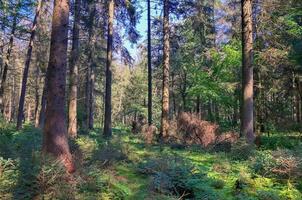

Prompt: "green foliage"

[1,124,302,199]
[251,149,302,180]
[256,190,280,200]
[229,139,256,161]
[137,155,223,199]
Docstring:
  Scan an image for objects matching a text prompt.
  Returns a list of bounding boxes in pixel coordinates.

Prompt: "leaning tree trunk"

[147,0,152,125]
[240,0,255,144]
[68,0,81,137]
[103,0,114,138]
[160,0,170,139]
[43,0,75,173]
[17,0,43,130]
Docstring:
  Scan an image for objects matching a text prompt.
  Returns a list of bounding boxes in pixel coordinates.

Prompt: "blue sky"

[124,0,152,61]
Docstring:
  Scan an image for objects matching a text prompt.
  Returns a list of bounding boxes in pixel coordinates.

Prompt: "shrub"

[230,139,256,161]
[138,155,225,199]
[256,190,280,200]
[141,124,157,144]
[210,179,225,189]
[177,112,218,147]
[37,156,76,200]
[252,149,302,179]
[92,143,128,168]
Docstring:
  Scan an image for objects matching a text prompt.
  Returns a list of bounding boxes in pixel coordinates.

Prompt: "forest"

[0,0,302,199]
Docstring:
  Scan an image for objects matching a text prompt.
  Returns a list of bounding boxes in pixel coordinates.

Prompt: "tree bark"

[103,0,115,138]
[39,79,47,129]
[88,3,96,130]
[43,0,75,173]
[17,0,43,130]
[68,0,81,137]
[0,5,18,115]
[160,0,170,139]
[147,0,152,125]
[34,66,40,128]
[240,0,255,144]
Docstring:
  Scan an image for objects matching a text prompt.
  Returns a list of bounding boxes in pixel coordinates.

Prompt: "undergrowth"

[0,124,301,199]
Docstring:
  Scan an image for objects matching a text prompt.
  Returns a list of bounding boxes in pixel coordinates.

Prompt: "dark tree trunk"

[0,8,18,115]
[43,0,75,173]
[17,0,43,130]
[68,0,81,137]
[196,96,200,115]
[160,0,170,139]
[147,0,152,125]
[240,0,255,143]
[103,0,114,138]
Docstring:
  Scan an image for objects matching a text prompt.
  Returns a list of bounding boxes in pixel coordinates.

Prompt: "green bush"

[251,149,302,180]
[256,190,280,200]
[230,139,256,161]
[138,155,223,199]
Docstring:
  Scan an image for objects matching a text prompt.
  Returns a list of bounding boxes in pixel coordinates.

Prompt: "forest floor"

[0,122,302,200]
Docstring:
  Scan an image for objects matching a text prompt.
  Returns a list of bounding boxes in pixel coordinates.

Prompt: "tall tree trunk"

[88,67,95,129]
[43,0,75,173]
[34,66,40,127]
[68,0,81,137]
[38,80,47,128]
[0,6,18,115]
[160,0,170,139]
[17,0,43,130]
[240,0,255,144]
[84,0,96,131]
[103,0,114,138]
[147,0,152,125]
[27,101,31,122]
[84,68,90,130]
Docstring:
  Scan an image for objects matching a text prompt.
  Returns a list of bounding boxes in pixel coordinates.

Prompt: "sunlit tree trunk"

[43,0,75,173]
[240,0,255,143]
[27,101,31,122]
[68,0,81,137]
[17,0,43,130]
[160,0,170,139]
[38,80,47,128]
[103,0,115,138]
[34,65,40,127]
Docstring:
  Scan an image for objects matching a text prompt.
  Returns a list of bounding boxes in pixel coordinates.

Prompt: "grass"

[0,123,302,199]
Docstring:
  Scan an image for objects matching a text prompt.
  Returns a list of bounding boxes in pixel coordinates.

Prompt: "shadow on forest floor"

[0,124,42,199]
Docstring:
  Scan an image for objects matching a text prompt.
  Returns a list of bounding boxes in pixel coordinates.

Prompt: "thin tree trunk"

[160,0,170,139]
[88,63,95,129]
[34,66,40,127]
[39,80,47,128]
[241,0,255,143]
[84,0,97,131]
[147,0,152,125]
[84,67,90,130]
[68,0,81,137]
[103,0,114,138]
[43,0,75,173]
[17,0,43,130]
[196,96,200,115]
[0,7,18,115]
[27,101,31,122]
